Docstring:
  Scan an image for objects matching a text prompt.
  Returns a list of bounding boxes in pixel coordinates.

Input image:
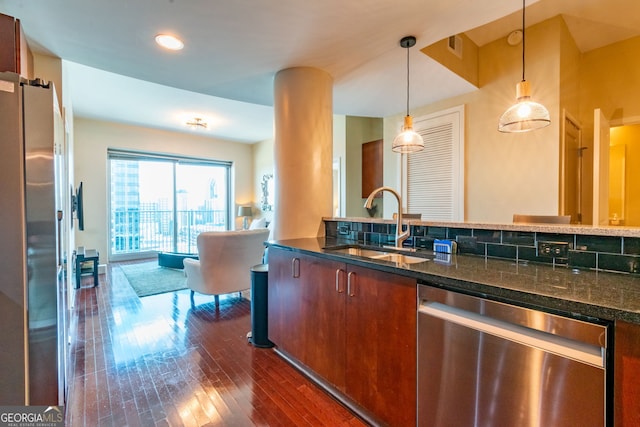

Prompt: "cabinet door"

[267,247,303,355]
[0,15,31,78]
[361,139,383,198]
[615,320,640,426]
[345,265,417,427]
[268,248,346,388]
[299,254,346,389]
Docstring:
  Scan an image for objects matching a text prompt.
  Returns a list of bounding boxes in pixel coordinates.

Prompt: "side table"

[75,248,99,289]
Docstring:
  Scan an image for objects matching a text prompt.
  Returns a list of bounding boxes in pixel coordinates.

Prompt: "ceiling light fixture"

[498,0,550,133]
[186,117,207,129]
[392,36,425,153]
[155,34,184,51]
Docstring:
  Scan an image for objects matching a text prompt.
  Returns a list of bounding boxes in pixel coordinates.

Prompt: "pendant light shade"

[393,115,424,153]
[498,81,550,132]
[498,0,550,133]
[392,36,424,153]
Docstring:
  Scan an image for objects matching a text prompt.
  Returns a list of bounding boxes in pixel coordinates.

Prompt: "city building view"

[109,157,230,257]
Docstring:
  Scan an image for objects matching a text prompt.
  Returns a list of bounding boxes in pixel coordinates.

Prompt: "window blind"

[405,106,464,221]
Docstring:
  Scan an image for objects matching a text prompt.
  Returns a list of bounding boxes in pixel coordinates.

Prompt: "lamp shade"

[392,115,425,153]
[498,0,550,133]
[237,206,252,217]
[498,81,550,133]
[393,36,424,154]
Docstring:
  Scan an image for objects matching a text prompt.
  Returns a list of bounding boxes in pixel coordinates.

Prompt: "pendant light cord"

[405,43,410,116]
[521,0,526,82]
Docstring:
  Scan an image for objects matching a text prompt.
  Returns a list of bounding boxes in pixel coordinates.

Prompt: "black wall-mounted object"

[75,182,84,231]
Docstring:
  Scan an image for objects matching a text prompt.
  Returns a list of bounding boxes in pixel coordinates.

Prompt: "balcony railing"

[111,209,227,255]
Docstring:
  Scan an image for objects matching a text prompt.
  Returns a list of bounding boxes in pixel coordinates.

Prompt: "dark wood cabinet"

[300,253,346,388]
[266,247,303,356]
[268,247,417,426]
[362,139,383,198]
[268,247,346,386]
[615,320,640,426]
[343,263,416,426]
[0,13,32,78]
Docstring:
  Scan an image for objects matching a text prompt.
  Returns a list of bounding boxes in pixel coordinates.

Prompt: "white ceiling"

[1,0,638,143]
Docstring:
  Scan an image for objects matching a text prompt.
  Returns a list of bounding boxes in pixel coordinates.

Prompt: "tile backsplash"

[325,220,640,275]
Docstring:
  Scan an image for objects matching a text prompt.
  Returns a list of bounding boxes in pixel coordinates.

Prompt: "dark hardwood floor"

[66,261,366,426]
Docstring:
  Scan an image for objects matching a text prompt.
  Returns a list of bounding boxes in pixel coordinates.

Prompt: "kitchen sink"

[368,253,428,264]
[329,247,389,258]
[326,246,430,265]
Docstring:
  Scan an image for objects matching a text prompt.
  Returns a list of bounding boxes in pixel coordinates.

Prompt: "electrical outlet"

[537,241,569,258]
[456,235,478,252]
[338,224,350,235]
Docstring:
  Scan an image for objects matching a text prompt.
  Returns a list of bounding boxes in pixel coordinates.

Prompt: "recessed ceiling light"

[155,34,184,50]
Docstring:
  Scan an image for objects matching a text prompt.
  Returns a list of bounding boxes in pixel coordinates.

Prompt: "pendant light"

[392,36,425,153]
[498,0,550,133]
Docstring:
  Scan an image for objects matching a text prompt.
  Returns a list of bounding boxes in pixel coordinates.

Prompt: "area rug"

[120,262,187,298]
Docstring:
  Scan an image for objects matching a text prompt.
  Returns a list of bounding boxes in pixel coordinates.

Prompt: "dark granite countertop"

[268,237,640,325]
[323,216,640,237]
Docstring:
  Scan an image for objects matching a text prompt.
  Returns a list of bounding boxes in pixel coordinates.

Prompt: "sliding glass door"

[109,151,231,260]
[175,162,229,253]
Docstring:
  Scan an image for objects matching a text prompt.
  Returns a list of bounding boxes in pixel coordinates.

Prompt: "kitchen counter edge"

[267,237,640,325]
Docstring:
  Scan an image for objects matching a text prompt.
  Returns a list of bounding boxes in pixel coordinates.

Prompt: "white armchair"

[183,229,270,307]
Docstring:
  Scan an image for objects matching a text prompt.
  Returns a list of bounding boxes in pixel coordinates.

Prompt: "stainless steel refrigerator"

[0,71,66,405]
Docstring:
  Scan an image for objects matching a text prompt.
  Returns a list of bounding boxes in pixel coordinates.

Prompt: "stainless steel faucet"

[364,186,410,250]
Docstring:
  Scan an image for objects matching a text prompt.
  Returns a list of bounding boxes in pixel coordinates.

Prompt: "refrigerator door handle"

[57,210,63,268]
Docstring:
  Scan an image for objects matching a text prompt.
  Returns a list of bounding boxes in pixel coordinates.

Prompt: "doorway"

[560,112,584,223]
[609,123,640,226]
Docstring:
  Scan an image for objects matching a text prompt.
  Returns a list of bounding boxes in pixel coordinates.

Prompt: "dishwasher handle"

[419,301,606,369]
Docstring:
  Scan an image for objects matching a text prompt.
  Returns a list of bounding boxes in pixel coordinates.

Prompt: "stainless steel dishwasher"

[418,284,610,427]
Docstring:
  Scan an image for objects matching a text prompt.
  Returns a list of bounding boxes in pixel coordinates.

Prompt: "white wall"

[345,116,384,217]
[333,115,346,217]
[74,118,254,262]
[252,136,274,224]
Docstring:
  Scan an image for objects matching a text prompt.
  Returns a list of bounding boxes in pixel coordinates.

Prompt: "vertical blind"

[405,106,464,221]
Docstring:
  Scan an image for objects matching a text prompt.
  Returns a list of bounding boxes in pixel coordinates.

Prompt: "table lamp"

[238,206,252,230]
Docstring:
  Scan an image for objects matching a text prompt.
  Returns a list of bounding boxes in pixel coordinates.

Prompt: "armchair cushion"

[183,229,270,303]
[249,217,267,229]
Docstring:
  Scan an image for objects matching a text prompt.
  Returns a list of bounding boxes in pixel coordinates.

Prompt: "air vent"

[447,35,463,58]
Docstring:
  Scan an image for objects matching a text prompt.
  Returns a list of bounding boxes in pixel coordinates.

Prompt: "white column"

[273,67,333,240]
